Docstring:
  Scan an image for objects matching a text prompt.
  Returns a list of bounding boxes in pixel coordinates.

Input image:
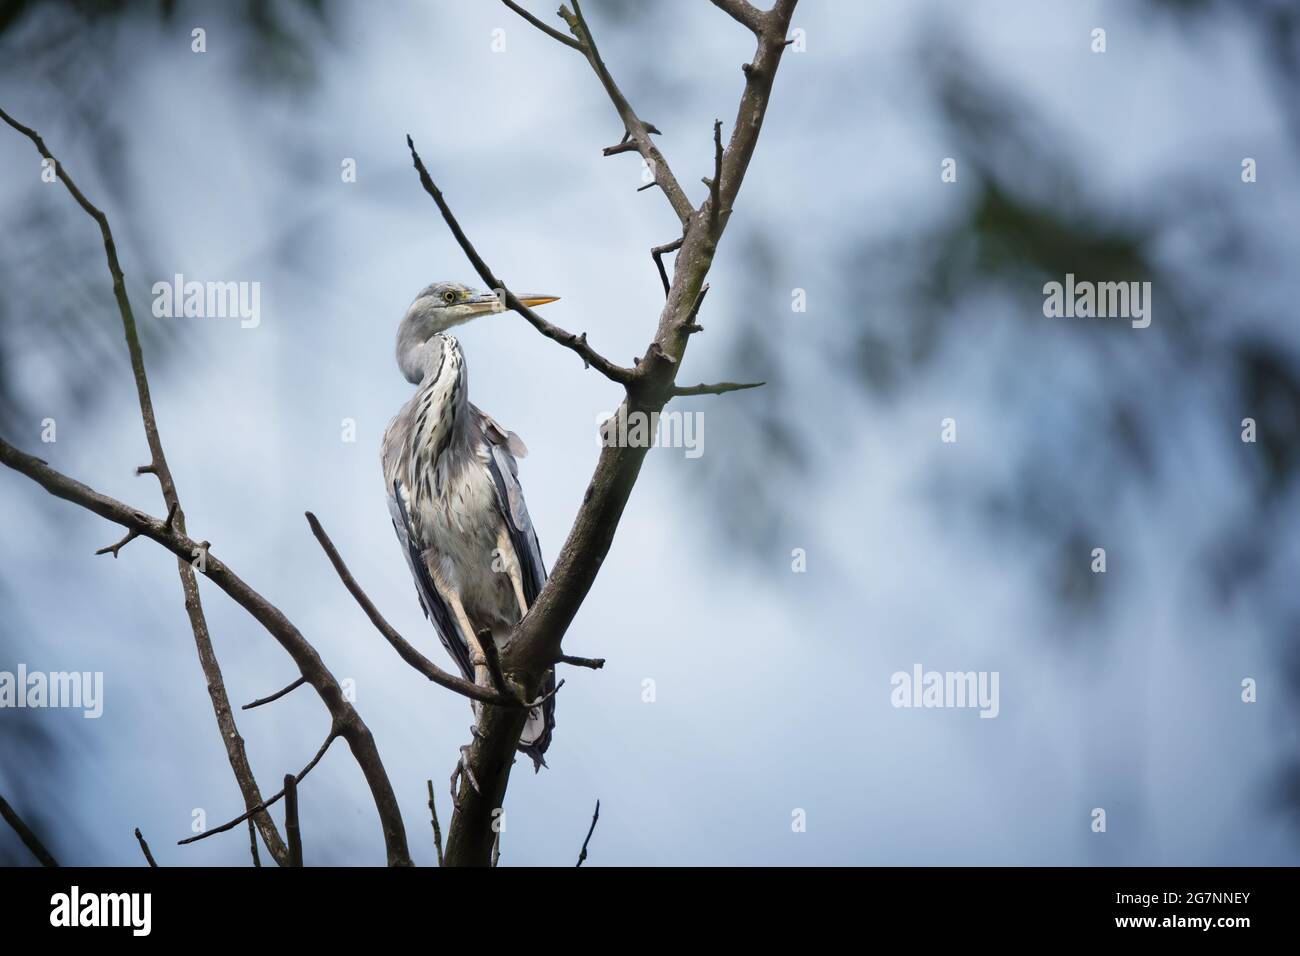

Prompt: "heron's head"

[396,281,559,383]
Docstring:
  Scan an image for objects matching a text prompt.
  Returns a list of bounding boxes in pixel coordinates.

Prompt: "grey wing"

[386,477,475,682]
[474,405,547,603]
[474,405,555,769]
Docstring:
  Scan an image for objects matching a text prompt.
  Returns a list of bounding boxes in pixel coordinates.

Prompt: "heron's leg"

[495,527,530,620]
[428,563,491,689]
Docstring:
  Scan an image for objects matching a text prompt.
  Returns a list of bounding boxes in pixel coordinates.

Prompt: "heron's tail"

[517,666,556,772]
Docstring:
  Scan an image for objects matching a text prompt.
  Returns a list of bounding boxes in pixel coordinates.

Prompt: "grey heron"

[382,281,558,770]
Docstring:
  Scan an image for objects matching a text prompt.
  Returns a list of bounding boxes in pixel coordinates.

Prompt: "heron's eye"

[443,291,458,305]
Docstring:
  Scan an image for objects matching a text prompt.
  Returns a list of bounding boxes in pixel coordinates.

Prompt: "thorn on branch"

[576,799,600,867]
[671,379,765,398]
[559,654,605,670]
[134,827,158,867]
[242,676,307,710]
[135,463,157,476]
[636,181,656,192]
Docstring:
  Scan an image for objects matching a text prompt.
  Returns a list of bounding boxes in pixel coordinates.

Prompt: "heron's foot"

[450,744,480,802]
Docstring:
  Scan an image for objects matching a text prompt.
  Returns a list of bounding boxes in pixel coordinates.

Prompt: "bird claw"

[450,745,480,802]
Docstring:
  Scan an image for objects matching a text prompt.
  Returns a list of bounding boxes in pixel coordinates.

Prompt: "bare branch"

[418,0,801,867]
[557,1,694,222]
[0,794,58,866]
[305,512,522,708]
[427,780,444,867]
[134,827,158,867]
[492,829,502,867]
[558,654,605,670]
[179,732,338,847]
[671,380,765,397]
[242,676,307,710]
[0,438,413,865]
[283,774,303,867]
[0,106,292,867]
[500,0,584,51]
[406,137,635,386]
[576,799,600,867]
[710,0,766,34]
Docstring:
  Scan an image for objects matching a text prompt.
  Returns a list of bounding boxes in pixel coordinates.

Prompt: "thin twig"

[576,799,600,867]
[558,1,693,222]
[0,794,58,867]
[306,512,520,707]
[94,528,140,558]
[284,774,303,867]
[406,137,635,387]
[651,237,684,298]
[671,380,766,397]
[558,654,605,670]
[0,105,292,867]
[0,436,414,867]
[427,780,444,867]
[242,676,307,710]
[680,282,710,336]
[134,828,158,867]
[492,829,501,867]
[179,732,338,847]
[500,0,584,51]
